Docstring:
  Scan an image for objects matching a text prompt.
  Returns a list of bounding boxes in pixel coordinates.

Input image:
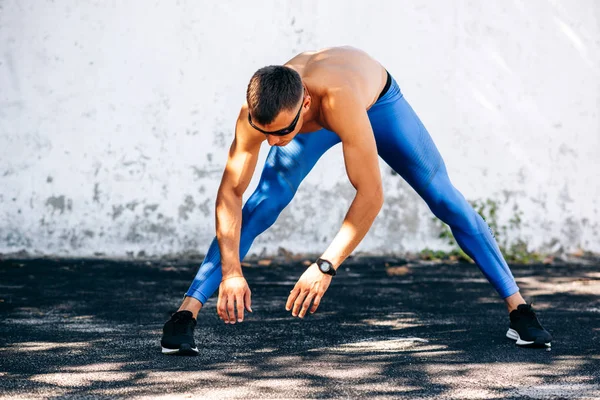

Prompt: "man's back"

[284,46,388,114]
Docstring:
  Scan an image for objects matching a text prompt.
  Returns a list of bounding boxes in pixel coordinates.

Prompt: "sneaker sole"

[161,343,199,356]
[506,328,551,347]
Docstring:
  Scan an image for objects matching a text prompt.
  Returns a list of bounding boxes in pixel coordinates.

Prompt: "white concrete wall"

[1,0,599,258]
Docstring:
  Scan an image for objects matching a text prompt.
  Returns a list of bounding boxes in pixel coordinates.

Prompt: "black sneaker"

[161,310,199,355]
[506,304,552,347]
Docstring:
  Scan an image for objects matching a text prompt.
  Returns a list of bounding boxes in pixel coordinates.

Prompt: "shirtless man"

[160,46,551,355]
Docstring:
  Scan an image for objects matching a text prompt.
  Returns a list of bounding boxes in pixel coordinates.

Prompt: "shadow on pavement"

[1,257,599,399]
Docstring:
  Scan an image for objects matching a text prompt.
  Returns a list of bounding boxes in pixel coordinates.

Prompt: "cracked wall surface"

[1,1,599,257]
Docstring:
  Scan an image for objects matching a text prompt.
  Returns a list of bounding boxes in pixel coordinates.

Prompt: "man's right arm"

[215,106,264,279]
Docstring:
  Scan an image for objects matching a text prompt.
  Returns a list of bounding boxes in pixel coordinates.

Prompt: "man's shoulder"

[318,87,367,138]
[234,103,265,146]
[319,82,361,114]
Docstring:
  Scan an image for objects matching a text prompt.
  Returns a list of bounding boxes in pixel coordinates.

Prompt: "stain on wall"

[45,196,72,214]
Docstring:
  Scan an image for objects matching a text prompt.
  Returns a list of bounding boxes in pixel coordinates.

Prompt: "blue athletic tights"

[185,74,519,303]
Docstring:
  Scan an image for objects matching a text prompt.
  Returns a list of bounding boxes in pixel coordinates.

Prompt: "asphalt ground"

[0,256,599,399]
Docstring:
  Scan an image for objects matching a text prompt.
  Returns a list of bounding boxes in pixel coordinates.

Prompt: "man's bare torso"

[284,46,387,134]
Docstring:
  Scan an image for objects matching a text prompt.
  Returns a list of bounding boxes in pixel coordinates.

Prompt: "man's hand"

[217,276,252,324]
[286,263,333,318]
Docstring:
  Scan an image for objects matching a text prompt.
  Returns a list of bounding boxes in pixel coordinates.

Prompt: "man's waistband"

[377,70,392,101]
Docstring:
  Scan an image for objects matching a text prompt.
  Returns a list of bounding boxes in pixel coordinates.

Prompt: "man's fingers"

[286,287,300,311]
[244,288,252,313]
[292,290,308,317]
[310,294,322,314]
[227,294,236,324]
[220,295,229,323]
[217,292,225,321]
[298,292,315,318]
[235,294,244,323]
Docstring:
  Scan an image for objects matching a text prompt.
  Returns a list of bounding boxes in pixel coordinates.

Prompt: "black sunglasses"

[248,94,304,136]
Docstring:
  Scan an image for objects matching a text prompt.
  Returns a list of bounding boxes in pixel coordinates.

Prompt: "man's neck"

[302,84,321,125]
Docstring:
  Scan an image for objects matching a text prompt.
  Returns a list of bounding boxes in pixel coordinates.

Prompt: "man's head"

[246,65,308,146]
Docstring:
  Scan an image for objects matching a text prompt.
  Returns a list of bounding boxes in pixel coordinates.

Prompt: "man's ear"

[303,93,311,111]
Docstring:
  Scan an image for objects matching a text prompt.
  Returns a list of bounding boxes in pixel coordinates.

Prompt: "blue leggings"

[185,75,519,303]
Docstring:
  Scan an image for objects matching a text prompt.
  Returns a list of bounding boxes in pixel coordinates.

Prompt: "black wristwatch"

[316,258,336,276]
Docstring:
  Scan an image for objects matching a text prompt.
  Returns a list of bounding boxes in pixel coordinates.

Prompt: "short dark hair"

[246,65,303,125]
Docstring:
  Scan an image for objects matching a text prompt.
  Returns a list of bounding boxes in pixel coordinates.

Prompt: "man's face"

[262,108,303,147]
[249,91,307,147]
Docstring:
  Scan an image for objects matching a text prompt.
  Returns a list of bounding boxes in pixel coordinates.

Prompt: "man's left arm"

[286,90,384,318]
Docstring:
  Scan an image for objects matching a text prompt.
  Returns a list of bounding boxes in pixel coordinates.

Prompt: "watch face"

[319,260,332,272]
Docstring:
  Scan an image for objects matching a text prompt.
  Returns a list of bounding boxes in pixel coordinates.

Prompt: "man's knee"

[427,186,474,228]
